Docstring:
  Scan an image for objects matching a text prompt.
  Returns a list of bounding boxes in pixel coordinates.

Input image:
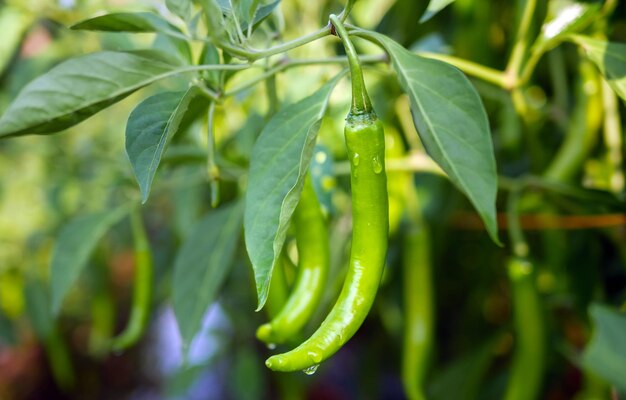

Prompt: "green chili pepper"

[257,176,329,345]
[544,57,602,182]
[402,201,434,400]
[504,257,546,400]
[110,208,153,351]
[265,14,388,372]
[264,251,290,320]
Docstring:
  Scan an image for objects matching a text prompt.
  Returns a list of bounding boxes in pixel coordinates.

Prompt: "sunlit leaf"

[244,75,341,310]
[125,87,207,203]
[197,0,227,39]
[173,202,243,347]
[0,7,33,75]
[572,35,626,102]
[535,0,600,49]
[166,0,192,21]
[360,32,500,244]
[50,207,129,314]
[0,51,183,137]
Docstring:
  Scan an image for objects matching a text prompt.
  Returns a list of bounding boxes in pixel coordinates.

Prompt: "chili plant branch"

[505,0,538,86]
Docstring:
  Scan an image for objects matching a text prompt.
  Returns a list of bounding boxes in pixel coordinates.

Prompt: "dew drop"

[267,343,276,350]
[302,364,319,375]
[372,156,383,174]
[352,153,360,167]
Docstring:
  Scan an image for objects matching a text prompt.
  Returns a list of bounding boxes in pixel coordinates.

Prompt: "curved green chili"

[504,257,546,400]
[544,57,602,182]
[264,251,290,320]
[402,205,434,400]
[110,209,153,351]
[265,14,388,372]
[257,177,329,344]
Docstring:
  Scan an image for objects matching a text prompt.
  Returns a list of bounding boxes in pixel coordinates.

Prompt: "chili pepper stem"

[329,14,373,115]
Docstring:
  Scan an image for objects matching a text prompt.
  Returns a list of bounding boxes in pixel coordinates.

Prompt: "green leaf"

[430,337,498,400]
[572,35,626,102]
[125,87,206,203]
[71,12,182,36]
[581,303,626,392]
[25,276,54,339]
[242,0,280,32]
[152,34,192,64]
[199,43,221,89]
[166,0,192,21]
[0,310,16,345]
[0,50,183,138]
[244,75,341,310]
[50,207,129,314]
[362,32,500,244]
[535,0,600,50]
[197,0,227,40]
[420,0,456,23]
[0,7,34,76]
[173,202,243,347]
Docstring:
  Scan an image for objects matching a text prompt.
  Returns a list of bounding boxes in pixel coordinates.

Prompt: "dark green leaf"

[173,203,243,347]
[573,35,626,102]
[50,207,129,314]
[363,32,500,244]
[242,0,280,32]
[71,12,183,36]
[0,310,16,345]
[125,87,206,203]
[244,75,341,310]
[420,0,456,23]
[581,303,626,392]
[309,144,335,215]
[25,276,53,339]
[0,50,183,138]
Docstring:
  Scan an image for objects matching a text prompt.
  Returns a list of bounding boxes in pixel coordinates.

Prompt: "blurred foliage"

[0,0,624,399]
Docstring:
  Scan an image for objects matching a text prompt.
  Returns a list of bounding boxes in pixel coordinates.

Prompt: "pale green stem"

[329,14,372,114]
[506,0,538,84]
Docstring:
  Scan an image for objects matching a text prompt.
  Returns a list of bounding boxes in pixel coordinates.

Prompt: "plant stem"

[222,55,382,97]
[505,0,538,85]
[517,42,547,86]
[420,52,508,87]
[206,102,220,208]
[329,14,372,114]
[246,27,332,61]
